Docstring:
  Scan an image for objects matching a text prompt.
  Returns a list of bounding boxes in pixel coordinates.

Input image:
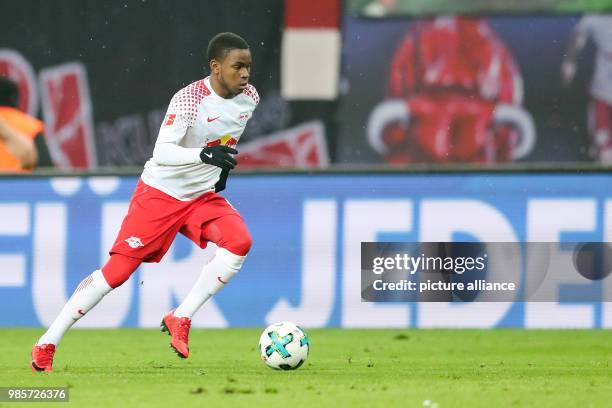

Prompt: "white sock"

[37,270,112,346]
[174,248,246,319]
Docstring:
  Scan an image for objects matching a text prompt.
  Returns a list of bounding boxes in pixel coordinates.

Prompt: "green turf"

[0,329,611,407]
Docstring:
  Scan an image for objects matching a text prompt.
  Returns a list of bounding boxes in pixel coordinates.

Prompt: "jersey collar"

[204,76,224,102]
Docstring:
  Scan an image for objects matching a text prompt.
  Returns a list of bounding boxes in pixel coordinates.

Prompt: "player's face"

[211,48,252,98]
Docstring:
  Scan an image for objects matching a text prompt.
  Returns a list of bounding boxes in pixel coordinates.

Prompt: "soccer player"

[31,32,259,372]
[562,15,612,164]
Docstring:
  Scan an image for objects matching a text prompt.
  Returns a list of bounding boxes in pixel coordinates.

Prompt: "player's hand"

[200,145,238,170]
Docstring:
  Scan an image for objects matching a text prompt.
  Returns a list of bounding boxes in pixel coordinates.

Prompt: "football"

[259,322,310,370]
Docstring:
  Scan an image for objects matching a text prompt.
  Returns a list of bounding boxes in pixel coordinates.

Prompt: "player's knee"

[224,233,252,257]
[101,253,142,289]
[101,266,131,289]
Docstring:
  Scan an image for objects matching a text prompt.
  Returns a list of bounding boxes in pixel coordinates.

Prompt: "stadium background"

[1,0,611,329]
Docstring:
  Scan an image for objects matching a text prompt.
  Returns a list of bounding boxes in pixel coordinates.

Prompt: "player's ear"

[210,59,221,75]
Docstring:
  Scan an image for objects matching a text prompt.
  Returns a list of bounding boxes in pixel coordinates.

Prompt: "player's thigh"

[180,194,252,255]
[111,179,188,262]
[201,214,252,256]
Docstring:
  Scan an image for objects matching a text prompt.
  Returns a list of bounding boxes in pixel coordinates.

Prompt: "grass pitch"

[0,329,610,407]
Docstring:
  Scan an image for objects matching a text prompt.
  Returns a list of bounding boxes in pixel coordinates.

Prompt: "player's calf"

[163,248,248,357]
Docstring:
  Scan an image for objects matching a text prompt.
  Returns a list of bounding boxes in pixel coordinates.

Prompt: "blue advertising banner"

[0,174,611,328]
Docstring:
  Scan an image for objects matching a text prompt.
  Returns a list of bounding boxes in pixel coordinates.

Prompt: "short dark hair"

[0,76,19,107]
[206,32,249,63]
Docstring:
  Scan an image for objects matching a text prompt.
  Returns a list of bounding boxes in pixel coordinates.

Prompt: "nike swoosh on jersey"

[207,116,221,122]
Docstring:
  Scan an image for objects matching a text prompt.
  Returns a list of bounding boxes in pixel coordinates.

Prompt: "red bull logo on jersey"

[206,134,238,148]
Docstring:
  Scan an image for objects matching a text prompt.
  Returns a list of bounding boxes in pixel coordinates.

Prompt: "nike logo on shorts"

[207,116,220,122]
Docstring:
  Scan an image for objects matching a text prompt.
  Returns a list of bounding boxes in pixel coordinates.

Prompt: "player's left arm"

[214,168,230,193]
[215,86,259,193]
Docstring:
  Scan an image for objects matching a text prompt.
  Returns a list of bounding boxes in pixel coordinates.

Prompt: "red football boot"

[31,344,56,372]
[160,310,191,358]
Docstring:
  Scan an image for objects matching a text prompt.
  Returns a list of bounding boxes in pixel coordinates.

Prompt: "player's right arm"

[152,91,202,166]
[152,92,237,170]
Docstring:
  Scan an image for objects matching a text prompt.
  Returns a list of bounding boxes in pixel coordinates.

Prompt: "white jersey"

[141,76,259,200]
[577,15,612,105]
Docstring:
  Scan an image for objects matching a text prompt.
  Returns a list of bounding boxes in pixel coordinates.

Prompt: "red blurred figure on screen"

[368,16,535,164]
[31,33,258,372]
